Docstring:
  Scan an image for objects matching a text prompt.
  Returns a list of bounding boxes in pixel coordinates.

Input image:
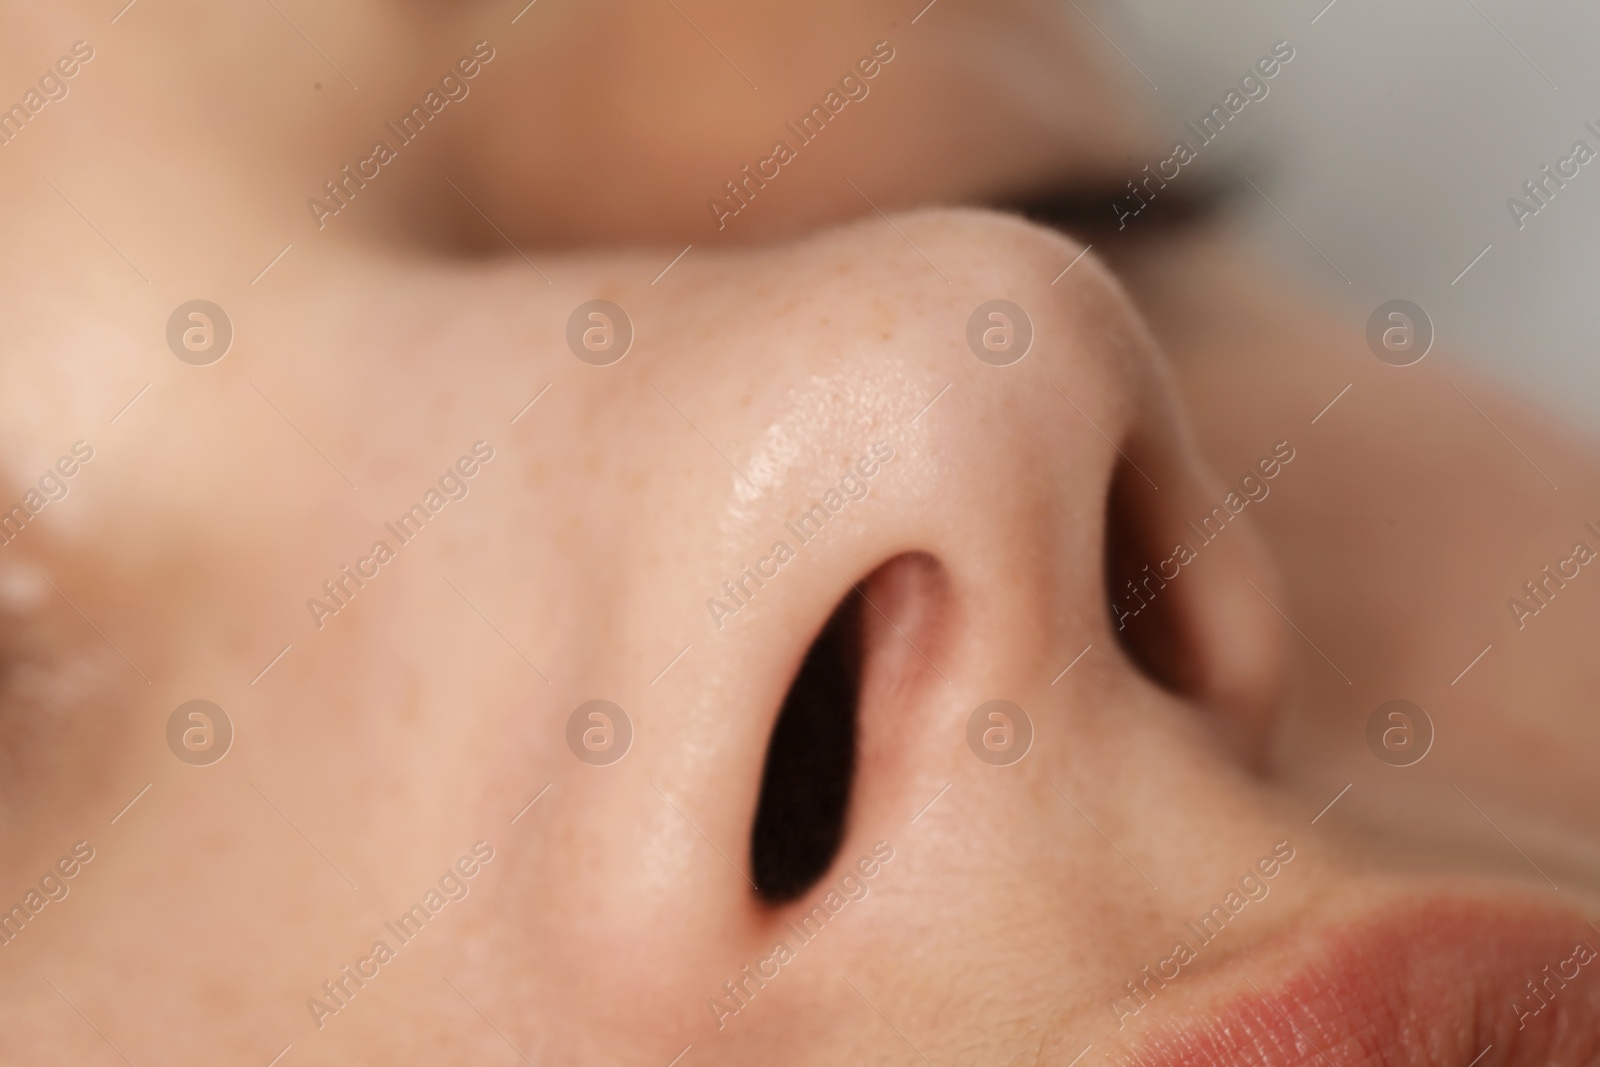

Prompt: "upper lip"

[1112,891,1600,1067]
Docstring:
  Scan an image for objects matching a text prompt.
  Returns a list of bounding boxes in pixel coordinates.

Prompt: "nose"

[502,209,1291,1063]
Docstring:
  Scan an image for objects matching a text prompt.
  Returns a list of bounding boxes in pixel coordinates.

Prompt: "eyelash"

[995,171,1243,240]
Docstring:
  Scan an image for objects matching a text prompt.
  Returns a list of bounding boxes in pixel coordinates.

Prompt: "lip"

[1115,893,1600,1067]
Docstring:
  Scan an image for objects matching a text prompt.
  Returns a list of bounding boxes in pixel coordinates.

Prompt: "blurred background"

[1097,0,1600,429]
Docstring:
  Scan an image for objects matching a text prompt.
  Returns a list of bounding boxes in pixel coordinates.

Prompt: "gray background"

[1097,0,1600,431]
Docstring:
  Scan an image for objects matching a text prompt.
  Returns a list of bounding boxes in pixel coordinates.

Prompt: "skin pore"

[0,1,1597,1064]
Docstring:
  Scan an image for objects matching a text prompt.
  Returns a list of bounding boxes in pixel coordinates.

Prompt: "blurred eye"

[998,173,1242,240]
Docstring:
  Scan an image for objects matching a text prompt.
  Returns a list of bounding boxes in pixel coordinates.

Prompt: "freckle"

[199,975,248,1016]
[399,676,421,724]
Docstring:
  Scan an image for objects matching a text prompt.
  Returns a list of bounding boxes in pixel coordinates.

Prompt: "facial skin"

[0,1,1597,1065]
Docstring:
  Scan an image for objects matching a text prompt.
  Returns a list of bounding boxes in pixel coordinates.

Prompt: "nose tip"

[665,207,1286,857]
[531,208,1290,1051]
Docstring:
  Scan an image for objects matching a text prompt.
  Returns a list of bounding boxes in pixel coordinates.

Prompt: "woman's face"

[1,1,1597,1064]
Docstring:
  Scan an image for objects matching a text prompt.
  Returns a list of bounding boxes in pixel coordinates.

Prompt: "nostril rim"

[750,594,862,905]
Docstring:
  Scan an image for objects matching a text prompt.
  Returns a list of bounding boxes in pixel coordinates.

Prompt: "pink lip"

[1114,895,1600,1067]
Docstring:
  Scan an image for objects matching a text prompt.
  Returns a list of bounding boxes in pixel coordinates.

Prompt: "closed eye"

[990,170,1244,241]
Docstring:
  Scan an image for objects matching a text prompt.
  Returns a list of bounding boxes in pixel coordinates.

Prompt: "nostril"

[1101,443,1288,760]
[750,594,862,904]
[1104,456,1204,699]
